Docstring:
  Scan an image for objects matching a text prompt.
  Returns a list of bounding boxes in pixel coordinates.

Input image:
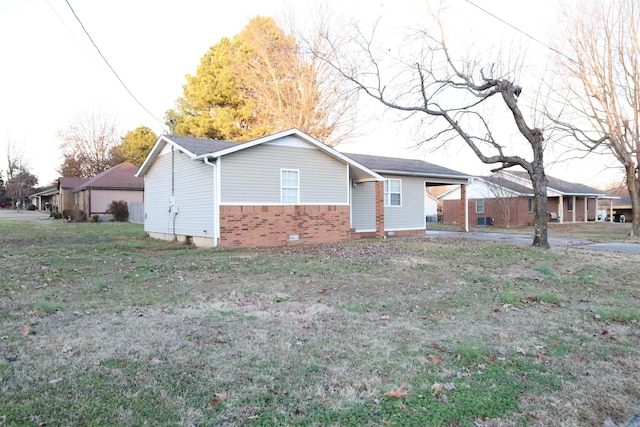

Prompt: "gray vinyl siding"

[144,150,215,238]
[383,175,426,231]
[220,144,348,204]
[351,181,376,231]
[144,152,172,234]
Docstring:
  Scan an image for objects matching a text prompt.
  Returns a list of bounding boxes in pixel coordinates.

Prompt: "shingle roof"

[167,135,239,156]
[482,175,534,195]
[341,153,473,179]
[58,177,89,189]
[73,162,144,192]
[506,170,604,195]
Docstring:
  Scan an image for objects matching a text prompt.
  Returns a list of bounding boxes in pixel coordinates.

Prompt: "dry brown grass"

[1,219,639,426]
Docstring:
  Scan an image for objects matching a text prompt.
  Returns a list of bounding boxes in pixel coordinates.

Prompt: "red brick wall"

[443,197,536,227]
[219,205,351,248]
[444,196,598,227]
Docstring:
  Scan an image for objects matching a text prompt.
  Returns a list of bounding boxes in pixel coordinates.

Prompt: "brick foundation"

[219,205,351,248]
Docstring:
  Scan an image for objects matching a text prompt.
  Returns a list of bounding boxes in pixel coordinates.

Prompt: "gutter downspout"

[204,157,219,247]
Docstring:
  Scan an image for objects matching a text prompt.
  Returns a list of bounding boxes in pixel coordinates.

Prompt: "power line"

[63,0,165,125]
[462,0,576,64]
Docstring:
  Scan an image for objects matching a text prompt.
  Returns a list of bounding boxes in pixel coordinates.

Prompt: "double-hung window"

[476,199,485,213]
[281,169,299,204]
[384,179,402,206]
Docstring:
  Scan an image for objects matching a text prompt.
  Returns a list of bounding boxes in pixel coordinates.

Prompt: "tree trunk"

[528,137,550,249]
[625,164,640,238]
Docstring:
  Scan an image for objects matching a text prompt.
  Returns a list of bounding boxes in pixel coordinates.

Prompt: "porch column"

[572,196,577,223]
[558,195,564,223]
[375,180,385,238]
[460,183,468,232]
[609,199,614,221]
[595,197,599,221]
[583,197,588,222]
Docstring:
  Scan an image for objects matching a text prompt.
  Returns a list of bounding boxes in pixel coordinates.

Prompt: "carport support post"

[460,183,468,232]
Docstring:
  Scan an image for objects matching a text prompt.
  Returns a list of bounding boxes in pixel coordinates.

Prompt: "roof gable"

[137,128,384,182]
[74,162,143,192]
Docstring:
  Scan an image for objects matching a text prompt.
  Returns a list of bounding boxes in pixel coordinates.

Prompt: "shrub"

[50,211,63,219]
[107,200,129,222]
[62,209,74,220]
[91,214,99,222]
[26,204,36,211]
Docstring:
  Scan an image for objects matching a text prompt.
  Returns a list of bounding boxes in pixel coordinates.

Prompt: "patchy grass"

[1,218,639,426]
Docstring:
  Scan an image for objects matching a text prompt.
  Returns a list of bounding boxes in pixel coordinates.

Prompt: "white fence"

[127,202,144,224]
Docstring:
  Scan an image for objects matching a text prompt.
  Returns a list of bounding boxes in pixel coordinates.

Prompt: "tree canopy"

[111,126,157,167]
[167,16,355,145]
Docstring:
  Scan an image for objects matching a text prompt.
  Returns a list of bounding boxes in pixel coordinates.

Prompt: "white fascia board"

[193,128,384,182]
[136,135,199,177]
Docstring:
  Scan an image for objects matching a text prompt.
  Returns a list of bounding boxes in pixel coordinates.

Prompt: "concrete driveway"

[427,230,640,255]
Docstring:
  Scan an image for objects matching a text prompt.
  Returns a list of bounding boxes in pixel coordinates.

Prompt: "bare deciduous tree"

[554,0,640,237]
[57,108,121,178]
[5,139,37,210]
[485,175,521,228]
[316,12,552,247]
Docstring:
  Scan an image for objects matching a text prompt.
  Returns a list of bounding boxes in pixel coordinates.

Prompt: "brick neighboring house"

[439,170,616,227]
[136,128,473,248]
[57,177,89,213]
[72,162,144,220]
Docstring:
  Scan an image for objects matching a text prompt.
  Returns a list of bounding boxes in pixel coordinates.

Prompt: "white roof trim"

[192,128,384,182]
[136,135,197,177]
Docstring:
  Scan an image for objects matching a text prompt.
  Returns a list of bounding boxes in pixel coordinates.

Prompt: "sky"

[0,0,624,188]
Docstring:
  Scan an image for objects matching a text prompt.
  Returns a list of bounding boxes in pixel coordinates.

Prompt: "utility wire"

[64,0,164,124]
[462,0,577,64]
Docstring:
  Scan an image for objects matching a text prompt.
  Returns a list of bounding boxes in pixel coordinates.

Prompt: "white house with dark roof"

[136,128,473,248]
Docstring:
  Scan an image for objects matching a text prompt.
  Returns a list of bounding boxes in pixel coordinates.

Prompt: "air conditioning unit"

[477,216,494,226]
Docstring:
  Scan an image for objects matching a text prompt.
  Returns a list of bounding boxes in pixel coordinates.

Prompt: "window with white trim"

[528,197,533,212]
[281,169,299,204]
[384,179,402,206]
[568,197,573,211]
[476,199,485,213]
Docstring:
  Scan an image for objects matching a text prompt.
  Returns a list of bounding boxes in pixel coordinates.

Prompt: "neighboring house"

[425,192,439,222]
[440,170,616,227]
[58,177,89,213]
[136,129,473,248]
[29,185,58,210]
[72,162,144,220]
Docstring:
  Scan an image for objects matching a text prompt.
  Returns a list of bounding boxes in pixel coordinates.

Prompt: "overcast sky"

[0,0,623,188]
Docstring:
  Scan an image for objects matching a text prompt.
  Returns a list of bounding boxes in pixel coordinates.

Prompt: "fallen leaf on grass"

[516,347,527,355]
[118,359,127,365]
[150,357,162,364]
[210,397,220,407]
[432,342,446,352]
[426,354,441,365]
[21,325,31,338]
[384,389,409,398]
[379,315,390,321]
[197,295,207,301]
